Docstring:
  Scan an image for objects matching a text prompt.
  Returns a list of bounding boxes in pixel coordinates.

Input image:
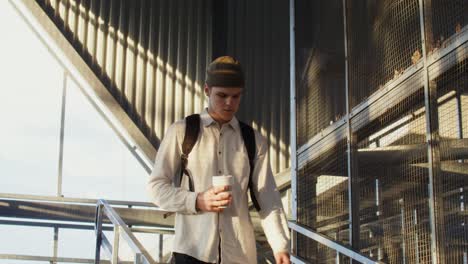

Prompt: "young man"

[147,56,290,264]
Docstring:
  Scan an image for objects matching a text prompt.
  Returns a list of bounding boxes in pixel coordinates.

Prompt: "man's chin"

[221,114,234,122]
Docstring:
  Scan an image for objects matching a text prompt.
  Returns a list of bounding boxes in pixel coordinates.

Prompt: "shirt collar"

[200,108,240,133]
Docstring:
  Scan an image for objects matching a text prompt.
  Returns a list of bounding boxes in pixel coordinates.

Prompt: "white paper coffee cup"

[212,175,233,208]
[212,175,233,188]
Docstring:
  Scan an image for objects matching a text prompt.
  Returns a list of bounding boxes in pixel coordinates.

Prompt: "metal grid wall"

[347,0,422,108]
[35,0,212,147]
[352,73,432,263]
[427,40,468,263]
[295,0,468,263]
[423,1,468,262]
[423,0,467,54]
[296,125,349,263]
[295,0,346,146]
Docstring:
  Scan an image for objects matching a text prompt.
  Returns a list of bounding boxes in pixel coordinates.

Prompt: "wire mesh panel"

[427,40,468,263]
[296,125,349,263]
[295,0,346,147]
[351,71,432,263]
[295,0,468,262]
[423,0,468,56]
[347,0,422,108]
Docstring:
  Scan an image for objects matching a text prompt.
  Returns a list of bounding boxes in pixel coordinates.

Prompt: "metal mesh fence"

[351,71,432,263]
[295,0,346,146]
[347,0,422,108]
[428,40,468,263]
[295,0,468,262]
[423,0,468,55]
[296,125,349,262]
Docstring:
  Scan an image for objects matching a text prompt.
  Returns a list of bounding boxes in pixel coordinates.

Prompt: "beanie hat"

[205,56,244,88]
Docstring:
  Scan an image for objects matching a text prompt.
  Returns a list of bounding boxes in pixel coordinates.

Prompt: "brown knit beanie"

[205,56,244,88]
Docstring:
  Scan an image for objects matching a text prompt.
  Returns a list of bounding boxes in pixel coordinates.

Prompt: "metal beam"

[57,70,67,197]
[289,0,297,223]
[418,0,446,263]
[94,204,103,264]
[0,219,175,234]
[53,227,59,264]
[0,192,158,207]
[342,0,360,255]
[0,198,174,228]
[0,254,137,264]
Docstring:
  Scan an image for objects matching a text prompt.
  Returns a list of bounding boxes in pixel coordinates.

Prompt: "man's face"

[205,86,243,124]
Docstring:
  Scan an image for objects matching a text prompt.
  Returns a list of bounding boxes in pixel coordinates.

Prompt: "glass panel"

[0,0,62,196]
[57,228,114,260]
[117,232,173,263]
[61,78,148,201]
[0,225,52,257]
[57,228,95,259]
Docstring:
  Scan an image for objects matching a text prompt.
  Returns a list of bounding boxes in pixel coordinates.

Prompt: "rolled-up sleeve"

[147,122,198,214]
[252,133,290,253]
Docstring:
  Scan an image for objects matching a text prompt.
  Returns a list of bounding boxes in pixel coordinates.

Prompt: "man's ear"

[204,84,210,96]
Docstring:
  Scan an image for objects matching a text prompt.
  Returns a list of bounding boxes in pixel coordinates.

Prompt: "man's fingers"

[216,192,231,200]
[212,185,229,194]
[207,192,230,204]
[209,204,224,212]
[212,199,230,207]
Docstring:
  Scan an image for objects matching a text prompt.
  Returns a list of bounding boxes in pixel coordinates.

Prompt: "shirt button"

[218,170,222,174]
[218,151,221,155]
[220,133,223,136]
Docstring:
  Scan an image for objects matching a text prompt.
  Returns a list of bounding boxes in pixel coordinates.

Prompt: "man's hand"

[196,186,232,212]
[274,252,290,264]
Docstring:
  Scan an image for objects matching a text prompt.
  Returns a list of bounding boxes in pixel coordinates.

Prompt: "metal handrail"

[288,221,385,264]
[94,199,158,264]
[0,192,161,208]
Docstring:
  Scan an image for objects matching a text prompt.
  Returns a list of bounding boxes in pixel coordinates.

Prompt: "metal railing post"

[289,0,298,257]
[94,204,104,264]
[112,225,120,264]
[134,253,143,264]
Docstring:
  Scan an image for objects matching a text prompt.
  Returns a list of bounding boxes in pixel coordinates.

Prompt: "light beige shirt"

[147,109,289,264]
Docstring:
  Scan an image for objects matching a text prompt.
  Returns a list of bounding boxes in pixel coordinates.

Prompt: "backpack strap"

[176,114,200,191]
[239,121,261,212]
